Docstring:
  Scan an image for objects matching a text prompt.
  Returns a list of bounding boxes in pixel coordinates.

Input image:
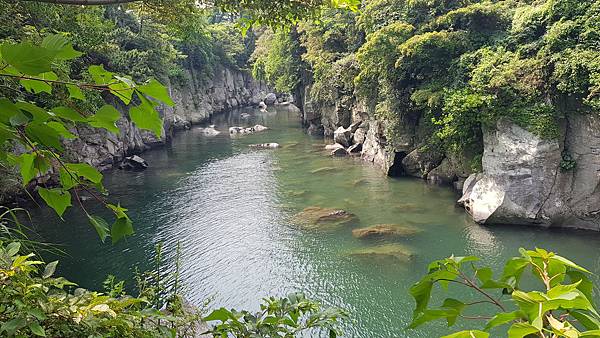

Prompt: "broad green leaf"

[0,98,20,124]
[16,101,51,122]
[476,267,493,283]
[204,308,234,322]
[548,281,581,299]
[17,153,36,186]
[6,242,20,256]
[51,106,86,122]
[42,261,58,279]
[581,330,600,337]
[571,310,600,330]
[137,78,174,106]
[25,122,64,150]
[88,64,114,85]
[59,167,76,190]
[9,111,30,126]
[111,217,134,244]
[88,105,121,134]
[88,215,110,243]
[65,163,102,183]
[107,203,128,218]
[20,71,58,94]
[502,257,529,284]
[1,317,26,335]
[484,311,524,331]
[129,97,163,137]
[410,278,433,315]
[551,254,591,273]
[66,85,85,101]
[409,309,458,329]
[28,321,46,337]
[507,322,540,338]
[0,42,55,75]
[442,330,489,338]
[41,34,82,60]
[47,121,76,139]
[38,187,71,217]
[110,76,135,104]
[25,308,46,321]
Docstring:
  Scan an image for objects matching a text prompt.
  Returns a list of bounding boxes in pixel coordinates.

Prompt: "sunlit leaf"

[65,162,102,184]
[51,106,86,122]
[25,122,64,150]
[137,78,174,106]
[0,42,55,75]
[111,216,134,244]
[38,187,71,217]
[88,215,110,243]
[20,71,57,94]
[88,105,121,134]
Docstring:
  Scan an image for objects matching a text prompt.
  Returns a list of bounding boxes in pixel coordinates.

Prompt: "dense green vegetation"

[410,248,600,338]
[254,0,600,158]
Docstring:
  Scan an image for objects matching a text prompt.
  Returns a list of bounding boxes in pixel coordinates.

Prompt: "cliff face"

[301,88,600,230]
[64,65,267,171]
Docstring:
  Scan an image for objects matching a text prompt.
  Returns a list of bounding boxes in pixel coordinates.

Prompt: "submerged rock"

[118,155,148,171]
[248,143,280,149]
[347,244,414,262]
[292,206,358,229]
[331,147,348,157]
[240,112,251,119]
[310,167,336,174]
[352,224,422,239]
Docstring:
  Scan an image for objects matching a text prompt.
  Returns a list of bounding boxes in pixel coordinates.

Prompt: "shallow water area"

[29,106,600,337]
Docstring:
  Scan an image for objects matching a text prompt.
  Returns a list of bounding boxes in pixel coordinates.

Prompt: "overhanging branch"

[20,0,139,5]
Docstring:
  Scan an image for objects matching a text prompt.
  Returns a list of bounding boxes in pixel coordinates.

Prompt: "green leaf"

[410,278,433,316]
[66,85,85,101]
[20,71,57,94]
[25,308,46,321]
[59,167,76,190]
[17,153,36,186]
[16,101,51,122]
[204,308,234,322]
[25,122,63,150]
[507,322,540,338]
[409,309,459,329]
[6,242,21,256]
[38,188,71,217]
[551,254,591,273]
[42,261,58,279]
[137,78,174,106]
[65,163,102,183]
[88,105,121,134]
[0,98,20,124]
[110,76,135,105]
[129,96,163,137]
[88,215,110,243]
[442,330,489,338]
[111,217,134,244]
[47,121,76,139]
[484,311,524,331]
[51,106,86,122]
[570,310,600,331]
[1,317,26,335]
[0,42,55,75]
[28,321,46,337]
[88,65,113,85]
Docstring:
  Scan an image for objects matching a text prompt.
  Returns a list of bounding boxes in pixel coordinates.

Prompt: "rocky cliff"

[64,65,267,171]
[301,89,600,230]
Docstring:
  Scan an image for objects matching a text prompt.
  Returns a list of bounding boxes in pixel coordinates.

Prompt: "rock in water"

[118,155,148,171]
[331,147,348,157]
[264,93,277,105]
[253,124,269,132]
[347,244,414,262]
[292,206,358,229]
[325,143,345,151]
[198,125,221,136]
[229,125,269,135]
[352,224,422,239]
[334,126,352,147]
[248,143,280,149]
[258,101,267,109]
[347,143,362,154]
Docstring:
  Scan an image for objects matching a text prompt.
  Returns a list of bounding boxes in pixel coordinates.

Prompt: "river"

[29,106,600,337]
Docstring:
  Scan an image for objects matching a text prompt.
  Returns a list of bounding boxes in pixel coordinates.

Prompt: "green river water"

[29,106,600,337]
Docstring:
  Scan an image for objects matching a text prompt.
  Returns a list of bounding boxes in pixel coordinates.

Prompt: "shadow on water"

[24,105,600,337]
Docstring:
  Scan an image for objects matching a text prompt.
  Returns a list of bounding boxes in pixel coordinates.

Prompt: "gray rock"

[402,148,444,179]
[331,147,348,157]
[118,155,148,171]
[348,143,362,153]
[198,125,221,136]
[333,126,352,147]
[361,120,396,174]
[264,93,277,105]
[353,127,366,144]
[249,143,280,149]
[325,143,345,151]
[258,101,267,109]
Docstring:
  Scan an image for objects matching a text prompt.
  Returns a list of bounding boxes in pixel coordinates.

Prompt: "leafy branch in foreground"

[204,292,349,337]
[409,248,600,338]
[0,34,174,243]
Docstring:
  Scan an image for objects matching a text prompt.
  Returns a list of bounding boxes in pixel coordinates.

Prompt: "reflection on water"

[28,106,600,337]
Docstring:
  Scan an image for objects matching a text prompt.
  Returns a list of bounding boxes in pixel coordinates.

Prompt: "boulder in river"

[258,101,267,109]
[331,147,348,157]
[248,143,280,149]
[292,206,358,229]
[347,143,362,154]
[325,143,345,151]
[264,93,277,106]
[352,224,422,239]
[198,125,221,136]
[333,126,352,147]
[229,124,269,135]
[118,155,148,171]
[347,244,414,262]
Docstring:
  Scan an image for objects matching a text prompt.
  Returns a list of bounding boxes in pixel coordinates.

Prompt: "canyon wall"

[301,89,600,230]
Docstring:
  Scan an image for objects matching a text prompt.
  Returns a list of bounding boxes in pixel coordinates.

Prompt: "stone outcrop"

[64,65,267,171]
[459,117,600,230]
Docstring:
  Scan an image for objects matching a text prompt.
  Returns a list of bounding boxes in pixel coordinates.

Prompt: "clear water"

[28,106,600,337]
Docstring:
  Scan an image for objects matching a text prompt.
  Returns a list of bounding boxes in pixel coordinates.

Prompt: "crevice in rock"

[388,151,407,177]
